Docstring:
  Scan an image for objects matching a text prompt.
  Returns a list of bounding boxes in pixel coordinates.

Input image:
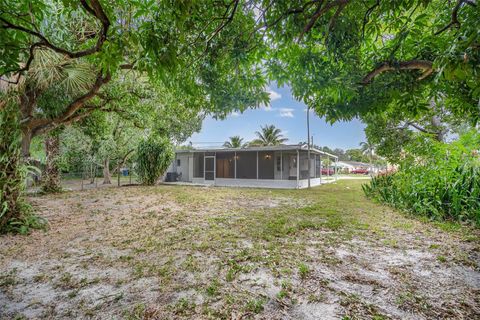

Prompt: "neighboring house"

[165,144,338,189]
[336,161,372,173]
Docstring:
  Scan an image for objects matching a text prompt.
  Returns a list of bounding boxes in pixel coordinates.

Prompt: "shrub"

[363,131,480,226]
[136,136,174,185]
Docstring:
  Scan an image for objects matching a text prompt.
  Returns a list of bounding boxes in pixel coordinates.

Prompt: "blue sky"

[189,83,366,150]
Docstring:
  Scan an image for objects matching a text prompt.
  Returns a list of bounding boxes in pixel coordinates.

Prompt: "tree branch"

[361,60,434,85]
[1,0,110,76]
[298,0,349,42]
[26,71,111,137]
[362,0,380,38]
[435,0,477,35]
[206,0,240,45]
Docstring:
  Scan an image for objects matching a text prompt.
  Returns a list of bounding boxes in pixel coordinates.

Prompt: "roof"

[337,160,370,167]
[175,144,338,158]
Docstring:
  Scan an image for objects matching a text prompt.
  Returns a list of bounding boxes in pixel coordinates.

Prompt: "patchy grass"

[1,180,479,319]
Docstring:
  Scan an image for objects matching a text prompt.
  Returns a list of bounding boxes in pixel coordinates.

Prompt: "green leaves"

[136,136,174,186]
[364,130,480,225]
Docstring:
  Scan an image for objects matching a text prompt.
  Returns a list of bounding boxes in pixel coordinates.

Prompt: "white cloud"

[259,87,282,111]
[230,111,240,117]
[262,105,274,111]
[267,88,282,101]
[279,108,294,118]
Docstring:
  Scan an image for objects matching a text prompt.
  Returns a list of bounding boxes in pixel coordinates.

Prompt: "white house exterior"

[336,161,370,173]
[165,145,338,189]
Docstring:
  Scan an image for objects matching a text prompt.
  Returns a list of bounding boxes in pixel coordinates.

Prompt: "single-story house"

[336,161,372,173]
[165,144,338,189]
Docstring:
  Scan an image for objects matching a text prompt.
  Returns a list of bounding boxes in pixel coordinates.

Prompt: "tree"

[136,136,174,186]
[345,149,368,163]
[0,0,270,231]
[41,130,62,193]
[250,125,288,146]
[261,0,479,125]
[223,136,245,148]
[360,140,375,161]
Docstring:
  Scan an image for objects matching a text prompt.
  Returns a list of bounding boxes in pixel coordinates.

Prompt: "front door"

[204,156,215,181]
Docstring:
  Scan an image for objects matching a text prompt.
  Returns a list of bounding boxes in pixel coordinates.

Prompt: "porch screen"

[216,152,235,178]
[299,151,309,179]
[315,155,321,178]
[193,153,204,178]
[258,152,274,179]
[236,152,256,179]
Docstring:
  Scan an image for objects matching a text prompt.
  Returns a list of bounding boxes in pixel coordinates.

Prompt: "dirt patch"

[1,182,479,319]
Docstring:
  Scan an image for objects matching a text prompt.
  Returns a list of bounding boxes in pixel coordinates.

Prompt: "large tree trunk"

[21,129,32,159]
[42,132,62,193]
[0,104,27,231]
[103,157,111,184]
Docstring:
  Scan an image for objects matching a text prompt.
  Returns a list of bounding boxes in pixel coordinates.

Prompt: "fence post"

[117,166,121,187]
[81,170,84,191]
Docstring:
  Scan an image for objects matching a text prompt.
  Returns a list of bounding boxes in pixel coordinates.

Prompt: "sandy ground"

[1,181,479,319]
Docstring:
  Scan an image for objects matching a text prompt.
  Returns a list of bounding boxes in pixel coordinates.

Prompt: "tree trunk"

[103,157,111,184]
[21,129,32,159]
[42,132,62,193]
[0,105,27,231]
[90,162,95,184]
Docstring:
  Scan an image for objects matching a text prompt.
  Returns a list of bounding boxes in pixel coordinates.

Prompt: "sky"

[188,83,366,150]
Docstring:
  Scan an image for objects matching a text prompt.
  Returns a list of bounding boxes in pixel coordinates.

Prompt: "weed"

[205,279,220,297]
[0,269,17,287]
[298,263,310,279]
[170,298,195,315]
[245,298,266,313]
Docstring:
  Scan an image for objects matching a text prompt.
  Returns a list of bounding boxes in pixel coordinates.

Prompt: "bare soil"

[1,181,479,319]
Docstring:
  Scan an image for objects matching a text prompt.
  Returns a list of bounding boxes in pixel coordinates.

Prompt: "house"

[165,144,338,189]
[336,161,372,173]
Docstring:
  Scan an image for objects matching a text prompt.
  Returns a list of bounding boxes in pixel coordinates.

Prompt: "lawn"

[1,180,479,319]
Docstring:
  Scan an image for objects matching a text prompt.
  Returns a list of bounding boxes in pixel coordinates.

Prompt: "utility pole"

[307,106,311,188]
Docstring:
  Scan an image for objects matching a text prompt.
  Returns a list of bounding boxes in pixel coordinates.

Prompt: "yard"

[1,180,479,319]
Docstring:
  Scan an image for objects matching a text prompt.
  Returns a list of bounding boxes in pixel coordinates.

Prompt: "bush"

[136,136,174,185]
[363,131,480,226]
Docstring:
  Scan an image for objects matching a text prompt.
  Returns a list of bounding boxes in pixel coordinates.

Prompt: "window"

[276,156,281,171]
[193,153,204,178]
[177,159,181,166]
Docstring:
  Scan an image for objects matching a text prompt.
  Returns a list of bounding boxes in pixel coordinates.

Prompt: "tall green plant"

[364,131,480,226]
[0,101,45,233]
[136,137,174,186]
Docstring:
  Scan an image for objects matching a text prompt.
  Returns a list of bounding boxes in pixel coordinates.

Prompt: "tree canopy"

[261,0,479,125]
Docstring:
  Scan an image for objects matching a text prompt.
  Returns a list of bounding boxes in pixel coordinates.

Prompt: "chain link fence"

[27,160,141,192]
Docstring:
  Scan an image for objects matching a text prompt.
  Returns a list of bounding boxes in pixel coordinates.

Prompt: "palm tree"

[360,141,376,172]
[28,49,96,192]
[223,136,245,148]
[250,125,288,146]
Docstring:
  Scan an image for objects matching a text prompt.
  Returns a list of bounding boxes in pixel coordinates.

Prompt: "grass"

[2,180,479,319]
